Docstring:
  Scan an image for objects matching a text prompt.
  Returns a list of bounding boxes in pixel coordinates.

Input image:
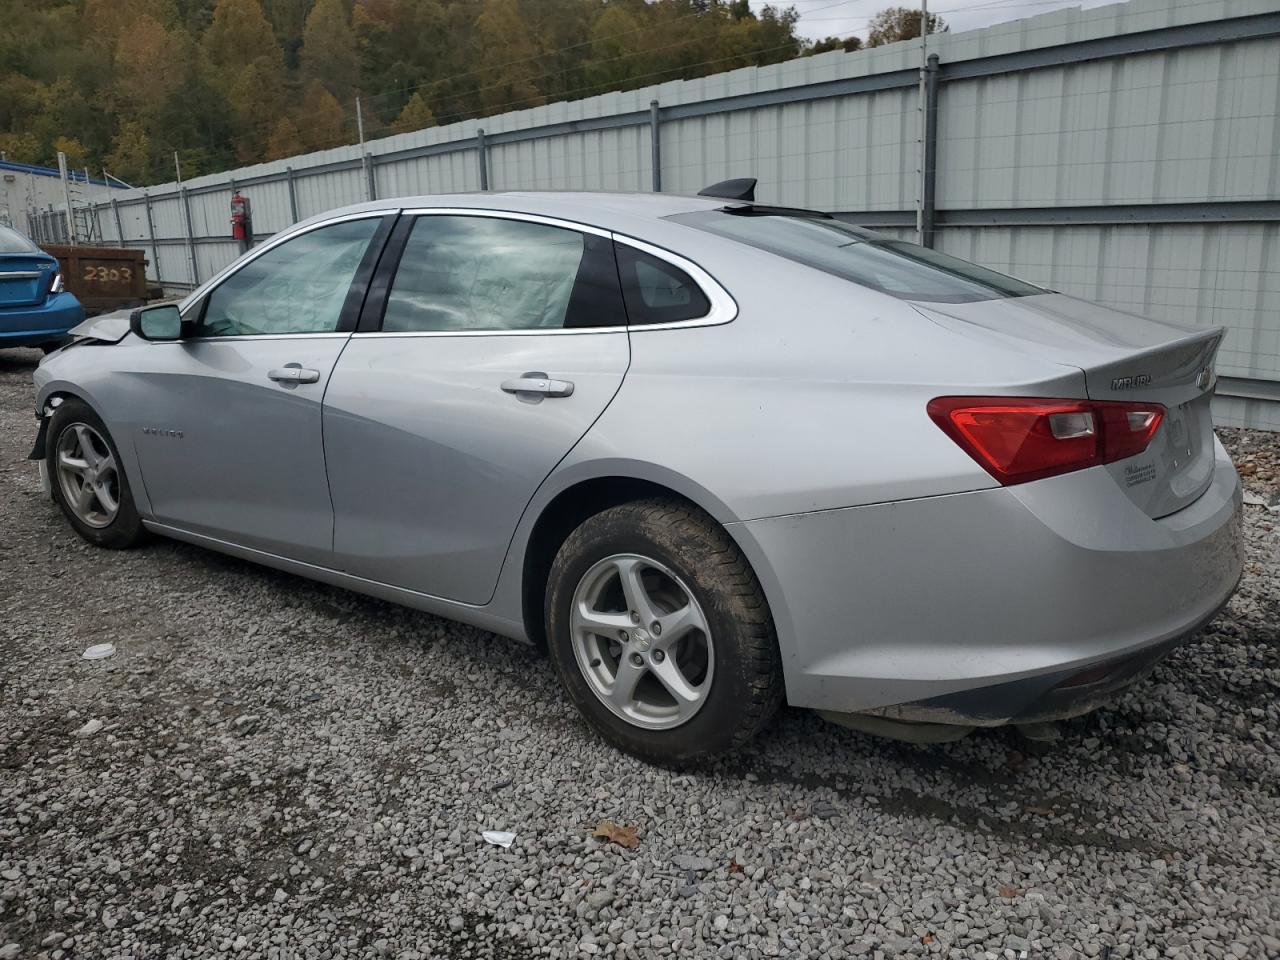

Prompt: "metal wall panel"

[488,126,651,192]
[938,35,1280,209]
[375,150,481,197]
[934,221,1280,383]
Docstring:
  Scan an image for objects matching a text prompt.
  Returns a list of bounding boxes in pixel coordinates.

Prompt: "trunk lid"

[913,293,1222,518]
[0,254,54,307]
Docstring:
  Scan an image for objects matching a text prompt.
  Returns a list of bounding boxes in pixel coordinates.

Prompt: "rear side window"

[0,225,38,254]
[615,244,711,326]
[382,215,626,332]
[672,211,1043,303]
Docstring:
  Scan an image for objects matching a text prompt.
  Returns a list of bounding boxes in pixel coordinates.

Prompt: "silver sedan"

[29,185,1243,761]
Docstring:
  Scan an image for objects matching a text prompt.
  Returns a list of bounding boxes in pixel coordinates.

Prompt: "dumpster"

[40,244,150,315]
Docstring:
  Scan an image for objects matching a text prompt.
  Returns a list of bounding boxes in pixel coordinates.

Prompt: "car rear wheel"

[546,498,782,763]
[46,399,145,549]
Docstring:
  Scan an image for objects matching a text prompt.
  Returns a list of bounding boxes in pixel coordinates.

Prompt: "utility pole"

[356,96,374,201]
[916,0,929,243]
[57,151,76,245]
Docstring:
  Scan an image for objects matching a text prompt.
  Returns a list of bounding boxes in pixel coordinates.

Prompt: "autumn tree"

[0,132,41,164]
[266,116,305,158]
[474,0,547,114]
[114,15,189,110]
[201,0,287,164]
[300,0,359,101]
[105,121,152,184]
[297,79,348,151]
[866,7,947,47]
[392,92,436,134]
[201,0,283,71]
[807,35,863,55]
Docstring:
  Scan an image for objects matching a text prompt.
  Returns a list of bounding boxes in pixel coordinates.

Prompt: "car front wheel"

[46,399,145,549]
[546,498,783,763]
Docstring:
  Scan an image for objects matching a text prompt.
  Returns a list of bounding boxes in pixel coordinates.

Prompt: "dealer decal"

[1124,462,1157,486]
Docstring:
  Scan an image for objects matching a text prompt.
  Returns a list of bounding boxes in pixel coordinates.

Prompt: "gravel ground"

[1,346,1277,960]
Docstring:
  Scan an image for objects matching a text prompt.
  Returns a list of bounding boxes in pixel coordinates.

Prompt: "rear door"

[323,210,630,605]
[130,213,393,564]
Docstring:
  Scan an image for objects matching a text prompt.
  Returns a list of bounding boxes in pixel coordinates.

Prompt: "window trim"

[353,207,737,339]
[177,211,394,342]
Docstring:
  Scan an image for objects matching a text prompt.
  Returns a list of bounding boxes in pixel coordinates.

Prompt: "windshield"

[672,210,1044,303]
[0,225,39,255]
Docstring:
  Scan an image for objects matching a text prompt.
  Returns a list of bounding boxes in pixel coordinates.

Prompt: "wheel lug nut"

[629,611,640,624]
[650,622,661,636]
[652,650,665,663]
[618,630,629,642]
[630,653,643,667]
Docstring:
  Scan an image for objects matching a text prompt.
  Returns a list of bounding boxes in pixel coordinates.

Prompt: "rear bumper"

[0,292,84,346]
[857,592,1233,726]
[734,438,1243,719]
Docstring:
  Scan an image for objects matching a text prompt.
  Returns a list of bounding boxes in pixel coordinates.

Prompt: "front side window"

[197,217,380,337]
[672,210,1044,303]
[382,215,626,332]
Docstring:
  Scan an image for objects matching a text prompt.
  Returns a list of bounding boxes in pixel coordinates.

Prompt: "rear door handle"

[268,365,320,384]
[501,372,574,401]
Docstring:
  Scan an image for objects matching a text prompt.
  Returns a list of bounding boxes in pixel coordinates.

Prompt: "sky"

[774,0,1127,43]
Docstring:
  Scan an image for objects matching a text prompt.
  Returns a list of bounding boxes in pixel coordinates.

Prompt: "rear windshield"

[0,225,38,254]
[671,210,1043,303]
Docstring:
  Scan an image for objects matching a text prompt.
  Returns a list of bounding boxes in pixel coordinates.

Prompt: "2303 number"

[82,265,133,284]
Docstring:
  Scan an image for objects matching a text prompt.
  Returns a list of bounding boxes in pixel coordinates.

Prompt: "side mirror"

[130,303,182,341]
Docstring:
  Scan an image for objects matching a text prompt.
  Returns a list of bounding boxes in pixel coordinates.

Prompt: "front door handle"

[501,372,575,402]
[268,365,320,385]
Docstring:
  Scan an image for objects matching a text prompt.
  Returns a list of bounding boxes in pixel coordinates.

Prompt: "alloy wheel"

[55,422,121,529]
[569,553,714,730]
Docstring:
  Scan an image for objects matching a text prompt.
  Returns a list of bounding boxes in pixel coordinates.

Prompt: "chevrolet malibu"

[29,186,1242,762]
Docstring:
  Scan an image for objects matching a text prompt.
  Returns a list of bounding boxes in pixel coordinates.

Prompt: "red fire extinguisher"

[230,191,252,253]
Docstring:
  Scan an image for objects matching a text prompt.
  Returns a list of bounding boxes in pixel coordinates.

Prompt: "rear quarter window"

[671,210,1043,304]
[0,225,39,255]
[615,244,711,326]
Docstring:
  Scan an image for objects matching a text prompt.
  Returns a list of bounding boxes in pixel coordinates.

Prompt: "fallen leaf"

[592,820,639,849]
[922,933,935,945]
[1025,805,1055,817]
[1238,462,1257,476]
[998,884,1020,899]
[727,859,745,874]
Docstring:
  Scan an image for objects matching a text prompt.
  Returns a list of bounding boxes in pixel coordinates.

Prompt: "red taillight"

[928,396,1165,485]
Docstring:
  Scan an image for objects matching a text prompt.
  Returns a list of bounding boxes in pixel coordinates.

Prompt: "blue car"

[0,224,84,352]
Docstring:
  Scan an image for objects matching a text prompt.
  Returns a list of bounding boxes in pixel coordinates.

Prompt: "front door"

[132,214,389,565]
[324,211,631,604]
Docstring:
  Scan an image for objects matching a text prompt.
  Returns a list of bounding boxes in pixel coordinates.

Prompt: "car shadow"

[0,348,42,372]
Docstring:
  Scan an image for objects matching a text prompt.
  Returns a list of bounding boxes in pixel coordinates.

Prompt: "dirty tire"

[546,498,783,763]
[46,398,145,549]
